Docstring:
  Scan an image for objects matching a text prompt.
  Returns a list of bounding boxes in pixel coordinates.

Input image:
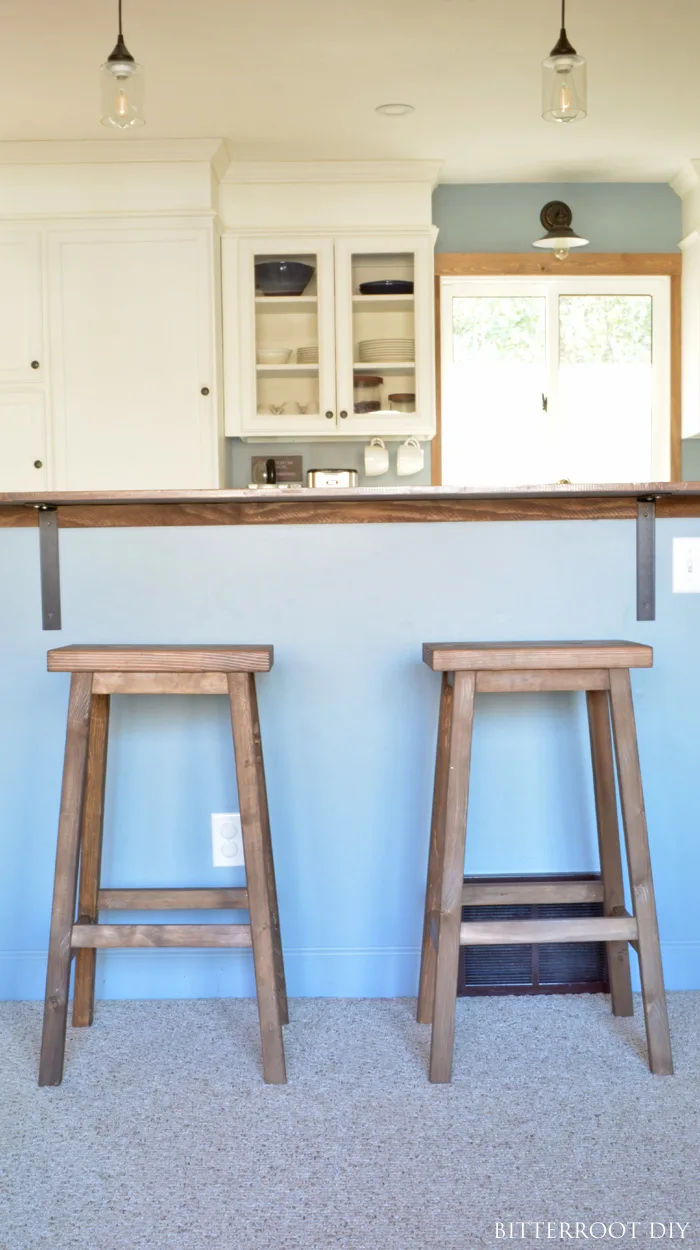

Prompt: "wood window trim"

[432,253,683,486]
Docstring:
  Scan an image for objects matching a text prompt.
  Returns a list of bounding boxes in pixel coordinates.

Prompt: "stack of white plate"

[358,338,415,363]
[297,345,319,364]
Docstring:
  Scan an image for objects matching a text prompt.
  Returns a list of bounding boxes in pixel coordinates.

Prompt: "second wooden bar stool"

[39,645,288,1087]
[417,641,673,1083]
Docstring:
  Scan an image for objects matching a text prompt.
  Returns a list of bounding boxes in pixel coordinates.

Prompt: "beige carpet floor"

[1,994,698,1250]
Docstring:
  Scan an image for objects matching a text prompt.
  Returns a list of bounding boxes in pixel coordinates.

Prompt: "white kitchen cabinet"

[0,392,47,490]
[0,233,44,384]
[49,226,222,490]
[223,231,435,441]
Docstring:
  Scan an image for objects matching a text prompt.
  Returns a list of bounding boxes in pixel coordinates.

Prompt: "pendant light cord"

[118,0,123,36]
[561,0,566,30]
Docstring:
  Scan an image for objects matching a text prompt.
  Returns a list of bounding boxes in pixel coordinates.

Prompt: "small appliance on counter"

[306,469,359,488]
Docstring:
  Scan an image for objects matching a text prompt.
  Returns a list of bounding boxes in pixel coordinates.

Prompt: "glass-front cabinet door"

[237,236,336,437]
[333,235,435,438]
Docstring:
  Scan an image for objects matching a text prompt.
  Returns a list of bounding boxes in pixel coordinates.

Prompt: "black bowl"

[358,279,414,296]
[255,260,315,296]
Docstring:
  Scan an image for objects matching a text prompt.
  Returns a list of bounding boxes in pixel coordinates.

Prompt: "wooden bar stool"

[417,641,673,1083]
[39,645,288,1087]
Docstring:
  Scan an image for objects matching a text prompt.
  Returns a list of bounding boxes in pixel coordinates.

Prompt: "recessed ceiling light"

[375,103,415,117]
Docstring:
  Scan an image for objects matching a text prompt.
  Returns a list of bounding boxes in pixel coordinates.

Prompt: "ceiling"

[3,0,700,182]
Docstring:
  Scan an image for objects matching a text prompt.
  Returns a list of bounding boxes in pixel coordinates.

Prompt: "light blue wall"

[1,519,698,1000]
[432,182,682,254]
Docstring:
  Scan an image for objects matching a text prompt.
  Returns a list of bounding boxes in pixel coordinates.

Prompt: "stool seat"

[423,641,652,672]
[47,644,273,673]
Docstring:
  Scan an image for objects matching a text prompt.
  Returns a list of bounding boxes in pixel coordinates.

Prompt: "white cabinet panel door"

[0,234,43,383]
[0,392,47,489]
[50,228,219,490]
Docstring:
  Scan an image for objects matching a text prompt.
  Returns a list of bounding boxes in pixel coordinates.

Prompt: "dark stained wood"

[98,887,249,910]
[435,253,682,277]
[54,498,639,526]
[423,642,653,672]
[430,671,476,1083]
[248,672,288,1026]
[417,674,453,1024]
[228,672,286,1084]
[462,880,604,906]
[48,645,273,673]
[476,668,609,693]
[0,505,35,527]
[1,484,700,528]
[71,924,252,948]
[39,672,93,1086]
[609,669,674,1075]
[72,693,110,1028]
[586,689,634,1017]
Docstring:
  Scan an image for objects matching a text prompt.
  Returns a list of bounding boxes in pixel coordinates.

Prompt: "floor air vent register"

[459,874,609,997]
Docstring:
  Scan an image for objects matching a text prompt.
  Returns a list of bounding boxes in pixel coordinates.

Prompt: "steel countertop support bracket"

[36,505,62,631]
[636,497,657,622]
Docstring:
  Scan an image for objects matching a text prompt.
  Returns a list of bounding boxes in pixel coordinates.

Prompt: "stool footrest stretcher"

[71,923,253,949]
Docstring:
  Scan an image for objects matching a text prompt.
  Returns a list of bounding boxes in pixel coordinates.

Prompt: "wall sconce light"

[533,201,589,261]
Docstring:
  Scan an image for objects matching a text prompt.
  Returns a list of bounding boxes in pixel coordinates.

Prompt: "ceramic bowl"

[255,261,315,296]
[257,348,293,365]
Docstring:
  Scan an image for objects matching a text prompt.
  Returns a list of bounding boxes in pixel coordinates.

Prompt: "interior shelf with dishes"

[223,231,435,440]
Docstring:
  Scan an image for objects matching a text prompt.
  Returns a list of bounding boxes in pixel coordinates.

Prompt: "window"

[439,276,671,486]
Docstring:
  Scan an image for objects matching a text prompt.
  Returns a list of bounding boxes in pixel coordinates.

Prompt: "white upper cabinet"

[0,233,44,383]
[49,226,222,490]
[223,231,436,441]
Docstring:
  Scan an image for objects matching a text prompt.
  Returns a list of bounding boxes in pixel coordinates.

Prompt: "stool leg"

[586,688,634,1017]
[72,693,110,1027]
[39,673,93,1086]
[417,674,453,1024]
[228,672,286,1084]
[249,675,288,1026]
[609,669,673,1075]
[430,671,476,1084]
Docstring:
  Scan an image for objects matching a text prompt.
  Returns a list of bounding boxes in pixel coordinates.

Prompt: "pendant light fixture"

[100,0,145,129]
[533,202,589,262]
[542,0,586,124]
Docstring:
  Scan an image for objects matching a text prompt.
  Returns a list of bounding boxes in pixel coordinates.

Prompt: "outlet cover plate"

[211,812,244,868]
[672,538,700,593]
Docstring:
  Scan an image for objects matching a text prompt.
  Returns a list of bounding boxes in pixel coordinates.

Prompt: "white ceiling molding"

[221,160,443,186]
[0,139,229,177]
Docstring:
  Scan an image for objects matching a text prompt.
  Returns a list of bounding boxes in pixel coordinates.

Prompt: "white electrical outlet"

[672,538,700,593]
[211,813,244,868]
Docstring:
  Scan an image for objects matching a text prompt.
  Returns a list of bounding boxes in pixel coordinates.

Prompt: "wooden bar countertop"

[1,483,700,528]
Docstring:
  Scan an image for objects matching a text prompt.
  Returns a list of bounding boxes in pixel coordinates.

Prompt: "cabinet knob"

[325,410,334,420]
[31,360,40,370]
[201,386,210,396]
[339,410,348,419]
[33,460,43,469]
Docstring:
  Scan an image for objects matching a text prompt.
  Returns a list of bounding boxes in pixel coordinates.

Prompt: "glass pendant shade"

[100,7,144,129]
[542,1,586,123]
[542,53,586,123]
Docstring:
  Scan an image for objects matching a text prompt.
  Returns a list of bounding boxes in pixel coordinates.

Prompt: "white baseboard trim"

[1,941,698,1001]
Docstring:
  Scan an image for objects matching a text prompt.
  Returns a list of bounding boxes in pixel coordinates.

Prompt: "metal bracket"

[636,498,656,622]
[37,506,62,631]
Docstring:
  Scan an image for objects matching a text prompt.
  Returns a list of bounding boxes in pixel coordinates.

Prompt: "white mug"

[364,438,389,477]
[396,438,424,477]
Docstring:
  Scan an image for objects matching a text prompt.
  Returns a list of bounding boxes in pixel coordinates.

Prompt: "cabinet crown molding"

[221,159,443,186]
[0,139,229,177]
[670,160,700,199]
